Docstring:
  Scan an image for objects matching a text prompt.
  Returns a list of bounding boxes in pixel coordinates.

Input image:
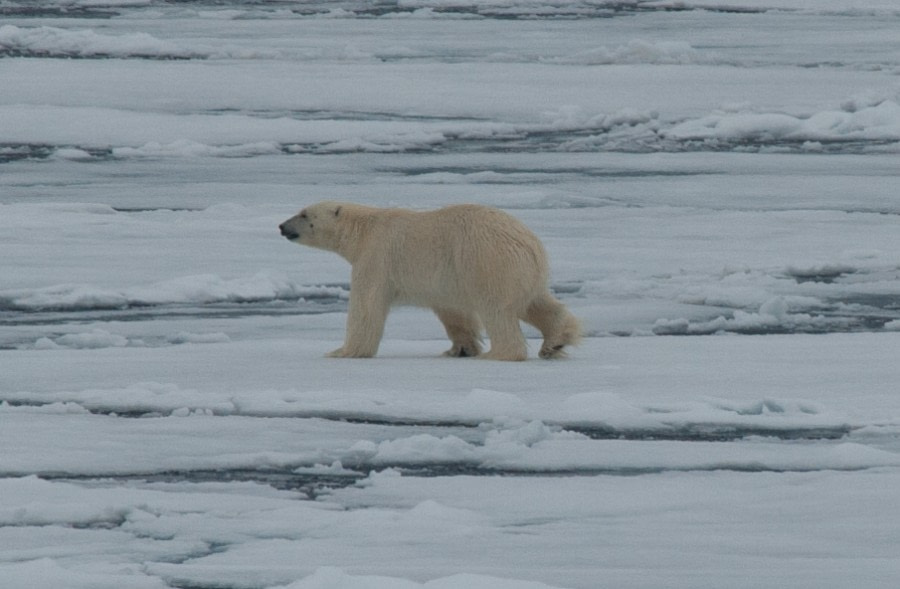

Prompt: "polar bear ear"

[334,205,342,217]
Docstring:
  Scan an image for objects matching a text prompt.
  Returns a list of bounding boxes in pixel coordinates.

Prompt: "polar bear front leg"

[434,308,482,358]
[329,279,390,358]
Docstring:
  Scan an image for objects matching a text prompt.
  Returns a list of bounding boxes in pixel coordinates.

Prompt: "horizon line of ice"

[2,100,898,159]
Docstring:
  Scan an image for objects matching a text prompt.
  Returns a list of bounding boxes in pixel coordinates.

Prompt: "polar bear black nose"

[279,223,299,240]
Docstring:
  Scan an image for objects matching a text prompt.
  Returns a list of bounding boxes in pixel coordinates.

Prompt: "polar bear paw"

[443,341,482,358]
[327,346,375,359]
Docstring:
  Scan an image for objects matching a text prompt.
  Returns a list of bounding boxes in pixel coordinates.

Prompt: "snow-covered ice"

[2,1,900,587]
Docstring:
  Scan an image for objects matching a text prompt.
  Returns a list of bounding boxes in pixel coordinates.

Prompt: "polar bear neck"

[334,206,381,264]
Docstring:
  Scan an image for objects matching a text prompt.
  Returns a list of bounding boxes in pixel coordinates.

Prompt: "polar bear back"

[365,204,549,310]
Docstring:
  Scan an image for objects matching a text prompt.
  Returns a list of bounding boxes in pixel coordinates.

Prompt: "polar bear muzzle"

[278,221,300,241]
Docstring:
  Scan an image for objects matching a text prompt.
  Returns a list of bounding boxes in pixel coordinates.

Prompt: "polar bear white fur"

[279,202,580,361]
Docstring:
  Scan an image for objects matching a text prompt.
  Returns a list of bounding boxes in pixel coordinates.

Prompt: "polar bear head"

[279,201,345,252]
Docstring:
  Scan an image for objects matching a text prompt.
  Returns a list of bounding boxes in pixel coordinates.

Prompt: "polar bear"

[279,202,581,361]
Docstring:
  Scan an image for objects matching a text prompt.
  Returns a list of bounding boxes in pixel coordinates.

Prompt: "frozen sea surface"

[2,1,900,588]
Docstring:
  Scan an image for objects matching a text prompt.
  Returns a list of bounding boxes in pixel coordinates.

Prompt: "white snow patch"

[0,560,167,589]
[47,329,130,350]
[166,332,231,345]
[113,140,282,159]
[0,25,193,59]
[0,272,345,312]
[547,40,713,66]
[51,148,95,161]
[280,567,569,589]
[665,100,900,144]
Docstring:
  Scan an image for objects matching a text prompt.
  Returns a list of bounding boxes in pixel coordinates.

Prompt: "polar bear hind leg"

[523,292,582,359]
[435,308,483,358]
[480,308,528,362]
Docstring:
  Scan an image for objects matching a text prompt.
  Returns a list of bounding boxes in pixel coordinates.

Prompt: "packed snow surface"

[2,1,900,588]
